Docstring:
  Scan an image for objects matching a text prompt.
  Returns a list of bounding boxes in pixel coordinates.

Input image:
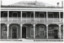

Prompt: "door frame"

[22,26,26,38]
[10,24,20,39]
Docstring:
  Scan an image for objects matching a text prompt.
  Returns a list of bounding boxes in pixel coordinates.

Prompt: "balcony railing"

[22,18,34,23]
[0,18,63,23]
[9,18,21,22]
[1,18,8,22]
[47,18,60,23]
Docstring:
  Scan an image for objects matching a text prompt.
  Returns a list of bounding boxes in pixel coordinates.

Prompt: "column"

[59,12,61,22]
[7,24,9,39]
[46,12,48,39]
[59,25,61,39]
[7,11,9,39]
[8,11,9,22]
[0,11,1,39]
[46,25,48,39]
[33,24,35,39]
[46,12,48,22]
[33,11,35,39]
[21,11,22,21]
[0,24,1,39]
[20,24,22,39]
[21,11,22,39]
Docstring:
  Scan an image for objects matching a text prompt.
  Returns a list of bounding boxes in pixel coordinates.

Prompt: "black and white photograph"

[0,0,63,43]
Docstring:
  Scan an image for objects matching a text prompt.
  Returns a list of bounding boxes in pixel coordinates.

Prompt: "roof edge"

[1,5,63,8]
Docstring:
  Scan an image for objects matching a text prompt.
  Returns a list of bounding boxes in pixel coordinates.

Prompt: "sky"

[1,0,63,6]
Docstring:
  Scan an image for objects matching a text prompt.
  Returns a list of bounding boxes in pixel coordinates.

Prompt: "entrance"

[12,27,17,39]
[22,27,26,38]
[48,24,59,39]
[9,24,20,39]
[54,30,58,39]
[22,24,34,39]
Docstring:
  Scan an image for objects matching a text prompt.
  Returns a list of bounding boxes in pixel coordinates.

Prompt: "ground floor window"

[35,24,47,39]
[0,24,63,39]
[48,24,59,39]
[1,24,7,39]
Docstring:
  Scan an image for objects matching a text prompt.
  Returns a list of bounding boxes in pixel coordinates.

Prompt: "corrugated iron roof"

[1,1,63,8]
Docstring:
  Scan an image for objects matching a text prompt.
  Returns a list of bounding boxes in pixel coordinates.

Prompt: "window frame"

[22,11,34,18]
[48,12,59,18]
[60,12,63,18]
[35,12,46,18]
[1,11,7,18]
[9,11,21,18]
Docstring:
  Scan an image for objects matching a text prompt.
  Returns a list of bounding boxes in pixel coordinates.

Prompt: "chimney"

[1,0,2,6]
[35,0,37,5]
[57,2,59,7]
[62,1,63,7]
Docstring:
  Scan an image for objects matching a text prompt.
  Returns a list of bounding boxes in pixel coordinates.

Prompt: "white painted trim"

[1,8,63,12]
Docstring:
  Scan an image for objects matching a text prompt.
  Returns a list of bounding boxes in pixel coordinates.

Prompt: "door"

[22,27,26,38]
[54,30,58,39]
[12,28,17,39]
[9,24,20,39]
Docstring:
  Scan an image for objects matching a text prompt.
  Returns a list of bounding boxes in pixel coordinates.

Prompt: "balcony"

[9,18,21,23]
[1,18,8,22]
[0,17,63,24]
[22,18,34,23]
[47,18,60,23]
[34,18,47,23]
[22,18,61,24]
[61,18,63,23]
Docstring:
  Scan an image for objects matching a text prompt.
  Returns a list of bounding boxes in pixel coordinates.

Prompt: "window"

[35,24,46,39]
[22,11,33,18]
[1,11,7,17]
[48,12,59,18]
[48,25,59,39]
[35,12,46,18]
[60,12,63,18]
[1,24,7,39]
[9,11,21,17]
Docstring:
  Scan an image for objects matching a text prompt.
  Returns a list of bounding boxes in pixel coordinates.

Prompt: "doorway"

[9,24,20,39]
[22,24,34,39]
[22,27,26,38]
[12,28,17,39]
[54,30,58,39]
[48,24,59,39]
